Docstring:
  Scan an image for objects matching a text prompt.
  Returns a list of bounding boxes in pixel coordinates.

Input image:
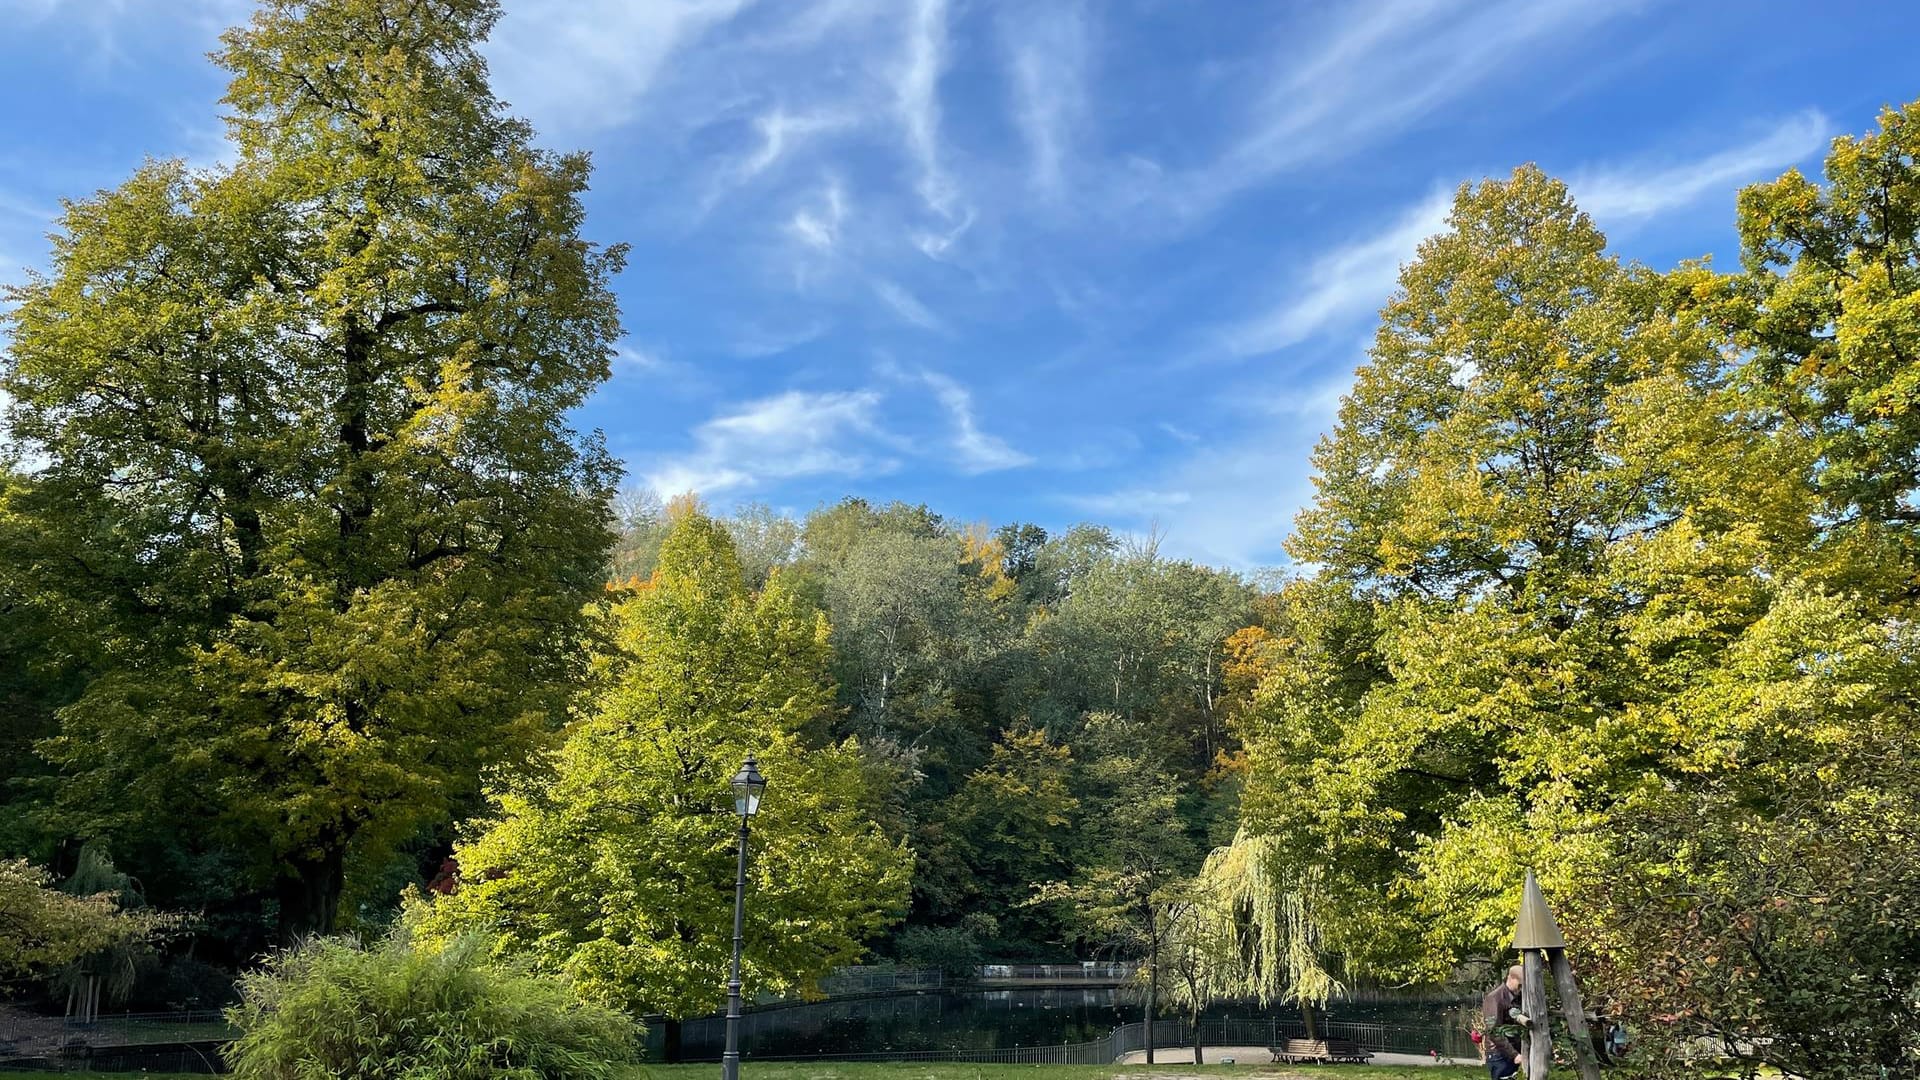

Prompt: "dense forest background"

[3,486,1271,986]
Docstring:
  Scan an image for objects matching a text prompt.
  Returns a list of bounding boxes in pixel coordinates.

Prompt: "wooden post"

[1549,951,1603,1080]
[1512,870,1571,1078]
[1521,948,1550,1077]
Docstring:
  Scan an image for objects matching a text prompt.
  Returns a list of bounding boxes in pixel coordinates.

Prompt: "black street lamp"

[722,754,767,1080]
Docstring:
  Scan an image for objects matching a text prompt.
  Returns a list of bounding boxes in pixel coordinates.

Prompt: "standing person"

[1482,965,1530,1079]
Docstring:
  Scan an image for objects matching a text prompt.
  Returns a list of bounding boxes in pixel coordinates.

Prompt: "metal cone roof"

[1512,869,1566,950]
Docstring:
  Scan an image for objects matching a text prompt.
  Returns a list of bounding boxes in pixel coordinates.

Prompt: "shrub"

[226,926,636,1080]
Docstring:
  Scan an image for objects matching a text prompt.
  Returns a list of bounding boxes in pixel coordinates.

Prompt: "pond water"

[659,988,1467,1061]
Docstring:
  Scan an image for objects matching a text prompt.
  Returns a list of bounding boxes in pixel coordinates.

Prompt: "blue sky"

[2,1,1916,568]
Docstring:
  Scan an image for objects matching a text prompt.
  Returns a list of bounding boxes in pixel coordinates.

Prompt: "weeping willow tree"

[1159,831,1341,1052]
[52,847,174,1022]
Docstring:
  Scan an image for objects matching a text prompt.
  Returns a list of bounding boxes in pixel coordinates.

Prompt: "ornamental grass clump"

[225,926,636,1080]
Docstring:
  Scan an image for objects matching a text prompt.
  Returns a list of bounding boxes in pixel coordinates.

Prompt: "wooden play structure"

[1512,869,1602,1079]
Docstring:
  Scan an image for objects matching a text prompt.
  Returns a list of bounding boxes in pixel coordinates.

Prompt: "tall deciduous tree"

[413,509,911,1019]
[1715,101,1920,540]
[1241,165,1760,973]
[1240,143,1920,1077]
[1036,712,1199,1048]
[926,723,1078,942]
[1,0,623,939]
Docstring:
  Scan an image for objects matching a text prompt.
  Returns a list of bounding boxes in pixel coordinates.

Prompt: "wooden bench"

[1269,1037,1373,1064]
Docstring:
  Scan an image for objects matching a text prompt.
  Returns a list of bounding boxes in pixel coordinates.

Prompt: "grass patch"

[19,1065,1485,1080]
[621,1065,1482,1080]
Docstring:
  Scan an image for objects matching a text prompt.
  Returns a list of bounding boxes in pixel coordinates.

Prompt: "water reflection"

[667,988,1459,1061]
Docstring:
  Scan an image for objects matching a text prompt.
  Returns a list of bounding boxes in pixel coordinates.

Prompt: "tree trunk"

[1549,950,1603,1080]
[277,842,346,944]
[1144,913,1158,1064]
[1523,949,1551,1077]
[662,1018,682,1064]
[1302,1001,1318,1041]
[1191,1004,1204,1064]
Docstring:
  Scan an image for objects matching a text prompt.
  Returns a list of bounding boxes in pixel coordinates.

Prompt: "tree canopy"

[412,508,912,1018]
[1,0,623,943]
[1235,115,1920,1076]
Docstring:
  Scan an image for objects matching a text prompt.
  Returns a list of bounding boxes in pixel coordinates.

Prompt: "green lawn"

[35,1062,1795,1080]
[622,1066,1483,1080]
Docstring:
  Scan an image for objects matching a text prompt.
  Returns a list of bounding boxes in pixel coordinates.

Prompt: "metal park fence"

[811,961,1134,991]
[0,1042,228,1075]
[975,962,1137,982]
[670,1015,1476,1065]
[0,1010,233,1053]
[1214,1016,1479,1060]
[815,966,946,996]
[674,1019,1180,1066]
[2,973,1476,1071]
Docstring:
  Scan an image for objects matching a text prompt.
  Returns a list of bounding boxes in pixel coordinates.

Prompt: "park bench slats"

[1269,1037,1373,1064]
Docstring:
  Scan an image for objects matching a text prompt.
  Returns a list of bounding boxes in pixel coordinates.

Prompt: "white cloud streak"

[1575,110,1830,221]
[614,344,668,372]
[644,389,892,497]
[896,0,960,218]
[912,207,974,261]
[1173,0,1640,219]
[788,176,849,251]
[1063,488,1193,516]
[486,0,751,134]
[871,278,946,332]
[1002,3,1089,199]
[706,107,852,212]
[731,318,831,358]
[919,369,1032,473]
[1222,190,1452,358]
[1218,107,1833,360]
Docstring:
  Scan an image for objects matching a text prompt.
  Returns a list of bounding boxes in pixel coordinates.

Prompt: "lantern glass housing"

[732,755,766,818]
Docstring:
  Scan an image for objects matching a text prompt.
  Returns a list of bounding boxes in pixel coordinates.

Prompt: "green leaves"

[0,859,181,981]
[225,924,636,1080]
[1,0,622,939]
[1237,111,1920,1075]
[413,510,910,1019]
[1727,102,1920,540]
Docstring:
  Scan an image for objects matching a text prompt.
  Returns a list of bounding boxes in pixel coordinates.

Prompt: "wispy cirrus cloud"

[1001,3,1090,200]
[730,318,832,358]
[1574,109,1830,221]
[643,388,892,497]
[703,106,852,213]
[787,176,849,251]
[1215,108,1833,361]
[486,0,752,134]
[895,0,960,220]
[1167,0,1642,221]
[919,369,1031,474]
[871,278,946,332]
[614,344,669,372]
[2,0,245,69]
[1219,189,1452,359]
[1063,488,1193,516]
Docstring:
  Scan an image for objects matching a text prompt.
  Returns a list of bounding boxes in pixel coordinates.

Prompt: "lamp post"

[722,754,767,1080]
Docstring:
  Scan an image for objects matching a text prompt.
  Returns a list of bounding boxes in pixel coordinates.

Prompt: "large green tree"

[0,0,622,939]
[413,510,911,1019]
[1241,164,1781,970]
[1240,142,1920,1076]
